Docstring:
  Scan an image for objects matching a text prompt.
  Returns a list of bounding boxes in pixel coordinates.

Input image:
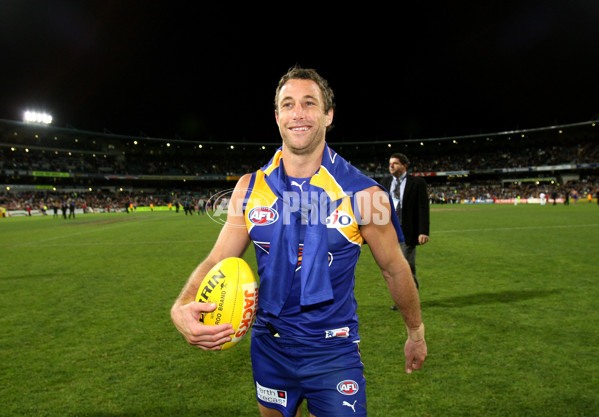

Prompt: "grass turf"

[1,202,598,416]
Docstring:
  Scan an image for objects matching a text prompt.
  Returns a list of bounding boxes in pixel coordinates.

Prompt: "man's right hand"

[171,301,235,350]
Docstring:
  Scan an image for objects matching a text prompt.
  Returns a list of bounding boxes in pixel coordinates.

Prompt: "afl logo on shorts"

[248,206,279,225]
[337,380,359,395]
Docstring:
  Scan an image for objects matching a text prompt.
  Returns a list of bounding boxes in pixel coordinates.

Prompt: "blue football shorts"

[251,333,367,417]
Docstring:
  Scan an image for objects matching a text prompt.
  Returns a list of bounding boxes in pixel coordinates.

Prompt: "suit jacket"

[380,174,430,246]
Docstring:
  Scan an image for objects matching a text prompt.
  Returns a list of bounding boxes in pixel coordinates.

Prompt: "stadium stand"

[1,118,598,215]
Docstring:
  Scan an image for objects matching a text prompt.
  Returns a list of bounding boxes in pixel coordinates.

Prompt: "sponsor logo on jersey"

[256,381,287,406]
[248,206,279,225]
[326,209,353,228]
[337,380,359,396]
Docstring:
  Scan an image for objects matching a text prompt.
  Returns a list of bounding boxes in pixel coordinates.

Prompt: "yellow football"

[195,257,258,350]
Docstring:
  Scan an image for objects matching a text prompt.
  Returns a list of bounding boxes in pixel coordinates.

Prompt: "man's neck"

[282,141,325,178]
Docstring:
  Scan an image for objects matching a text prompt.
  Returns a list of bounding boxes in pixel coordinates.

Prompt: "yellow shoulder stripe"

[262,150,283,176]
[310,166,347,202]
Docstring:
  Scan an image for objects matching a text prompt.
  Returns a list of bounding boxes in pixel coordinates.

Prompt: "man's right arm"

[170,174,252,350]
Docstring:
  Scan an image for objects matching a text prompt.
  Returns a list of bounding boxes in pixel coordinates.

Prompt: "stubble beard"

[281,128,325,157]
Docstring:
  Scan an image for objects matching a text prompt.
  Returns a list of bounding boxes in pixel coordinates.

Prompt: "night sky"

[2,1,598,143]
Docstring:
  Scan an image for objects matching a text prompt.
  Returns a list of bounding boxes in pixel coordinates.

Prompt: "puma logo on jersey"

[290,180,306,192]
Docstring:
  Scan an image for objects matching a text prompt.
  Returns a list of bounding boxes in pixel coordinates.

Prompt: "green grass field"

[1,203,598,416]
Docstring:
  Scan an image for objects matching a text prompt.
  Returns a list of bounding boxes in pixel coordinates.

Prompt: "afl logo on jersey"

[326,209,353,228]
[248,206,279,225]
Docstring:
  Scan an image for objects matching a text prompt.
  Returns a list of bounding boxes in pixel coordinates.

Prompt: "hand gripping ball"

[195,257,258,350]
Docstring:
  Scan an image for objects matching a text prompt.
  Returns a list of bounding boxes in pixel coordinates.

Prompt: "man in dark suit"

[380,153,430,307]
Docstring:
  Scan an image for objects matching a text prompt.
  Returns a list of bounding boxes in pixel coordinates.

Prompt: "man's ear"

[325,109,334,126]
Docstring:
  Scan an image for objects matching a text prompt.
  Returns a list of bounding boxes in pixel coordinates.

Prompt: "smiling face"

[275,78,333,156]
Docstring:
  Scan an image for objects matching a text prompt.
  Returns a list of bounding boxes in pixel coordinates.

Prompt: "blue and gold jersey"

[244,169,365,346]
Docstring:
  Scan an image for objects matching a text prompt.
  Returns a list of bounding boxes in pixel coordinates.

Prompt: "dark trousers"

[400,242,420,290]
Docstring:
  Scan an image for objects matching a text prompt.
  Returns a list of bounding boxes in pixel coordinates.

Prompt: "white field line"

[13,221,599,248]
[20,239,217,248]
[12,216,168,247]
[433,223,599,234]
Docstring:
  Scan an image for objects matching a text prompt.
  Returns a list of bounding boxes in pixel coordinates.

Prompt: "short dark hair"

[390,153,410,166]
[274,65,335,114]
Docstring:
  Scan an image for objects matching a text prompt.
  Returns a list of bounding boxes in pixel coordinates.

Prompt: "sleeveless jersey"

[244,170,365,347]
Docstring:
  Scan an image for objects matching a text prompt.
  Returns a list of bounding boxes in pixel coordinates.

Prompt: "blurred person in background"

[380,153,430,305]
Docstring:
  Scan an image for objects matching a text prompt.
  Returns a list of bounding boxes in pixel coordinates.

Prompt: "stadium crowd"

[426,177,599,204]
[2,129,599,214]
[0,188,223,216]
[354,142,599,176]
[3,139,598,178]
[2,174,598,217]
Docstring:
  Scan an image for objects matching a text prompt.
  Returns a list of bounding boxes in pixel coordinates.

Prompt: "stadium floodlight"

[23,110,53,125]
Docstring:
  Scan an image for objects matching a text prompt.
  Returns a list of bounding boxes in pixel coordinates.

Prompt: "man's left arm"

[358,186,427,373]
[416,178,430,244]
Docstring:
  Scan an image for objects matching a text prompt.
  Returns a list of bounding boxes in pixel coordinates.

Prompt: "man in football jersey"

[171,66,427,417]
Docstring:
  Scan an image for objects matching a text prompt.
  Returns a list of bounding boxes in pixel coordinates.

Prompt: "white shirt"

[391,173,407,210]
